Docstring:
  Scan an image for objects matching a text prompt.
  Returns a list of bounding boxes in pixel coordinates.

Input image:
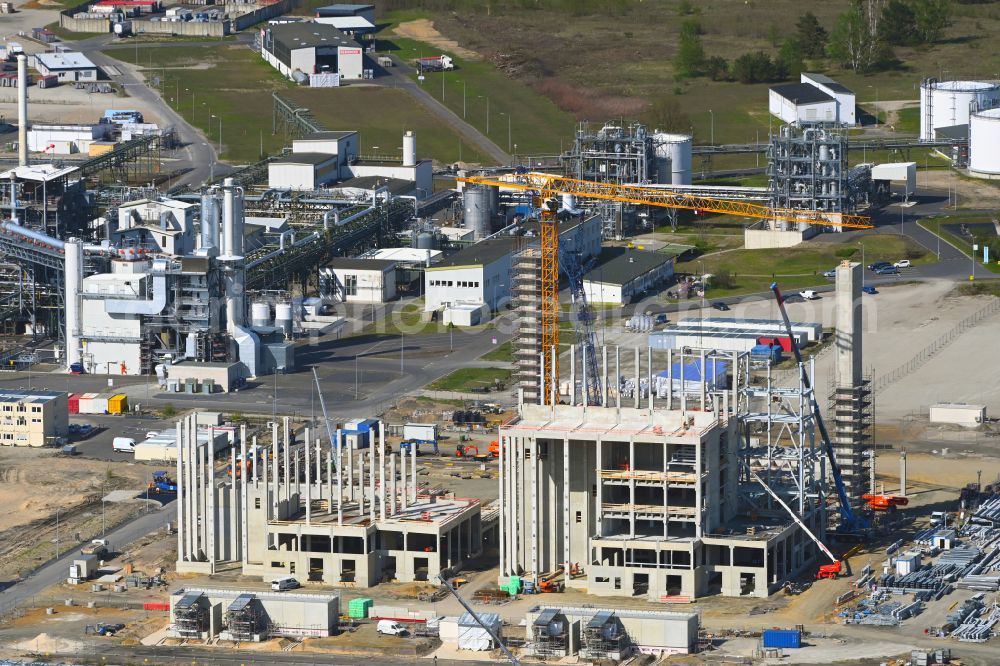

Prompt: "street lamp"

[456,80,466,118]
[708,109,714,146]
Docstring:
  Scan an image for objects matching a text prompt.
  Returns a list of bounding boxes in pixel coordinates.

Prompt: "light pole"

[354,354,359,399]
[478,96,490,134]
[708,109,714,146]
[459,80,466,118]
[187,88,192,119]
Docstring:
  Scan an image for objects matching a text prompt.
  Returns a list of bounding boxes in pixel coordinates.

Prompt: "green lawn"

[428,367,512,392]
[285,88,489,164]
[377,32,575,157]
[918,215,1000,275]
[109,43,502,165]
[480,340,513,363]
[675,233,936,297]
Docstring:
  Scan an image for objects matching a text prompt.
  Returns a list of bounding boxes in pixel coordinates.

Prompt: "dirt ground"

[392,19,482,61]
[924,169,1000,207]
[0,447,162,581]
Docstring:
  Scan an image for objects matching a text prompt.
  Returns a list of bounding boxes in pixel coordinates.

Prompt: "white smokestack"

[222,178,235,257]
[402,130,416,167]
[17,55,27,168]
[64,239,83,370]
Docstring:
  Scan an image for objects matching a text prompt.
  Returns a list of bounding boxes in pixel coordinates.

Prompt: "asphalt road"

[0,501,172,608]
[64,34,228,189]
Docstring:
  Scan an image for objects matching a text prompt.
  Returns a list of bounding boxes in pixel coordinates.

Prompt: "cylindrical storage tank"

[64,239,83,370]
[250,302,271,327]
[653,132,693,185]
[275,302,293,337]
[402,130,416,167]
[969,107,1000,177]
[920,79,1000,141]
[463,185,494,240]
[415,232,435,249]
[199,193,219,252]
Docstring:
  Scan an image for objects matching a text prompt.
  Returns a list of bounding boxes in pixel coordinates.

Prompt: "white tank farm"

[652,133,692,185]
[920,79,1000,141]
[969,107,1000,177]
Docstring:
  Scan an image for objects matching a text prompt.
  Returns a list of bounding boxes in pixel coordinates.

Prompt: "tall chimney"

[17,55,28,167]
[402,130,416,167]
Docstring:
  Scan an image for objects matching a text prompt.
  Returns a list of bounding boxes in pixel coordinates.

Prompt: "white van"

[112,437,136,453]
[377,620,407,636]
[271,576,300,591]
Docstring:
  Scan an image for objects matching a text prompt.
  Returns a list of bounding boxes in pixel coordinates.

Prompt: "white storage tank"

[250,302,271,328]
[275,302,293,337]
[969,107,1000,177]
[402,130,416,167]
[653,132,692,185]
[463,185,495,240]
[920,79,1000,141]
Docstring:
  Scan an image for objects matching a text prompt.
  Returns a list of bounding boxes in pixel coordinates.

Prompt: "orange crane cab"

[863,494,909,511]
[489,440,500,458]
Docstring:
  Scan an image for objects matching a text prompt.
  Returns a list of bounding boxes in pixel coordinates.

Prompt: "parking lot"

[68,413,175,460]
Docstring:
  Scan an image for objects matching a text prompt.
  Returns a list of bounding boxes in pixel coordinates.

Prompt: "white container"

[250,302,271,327]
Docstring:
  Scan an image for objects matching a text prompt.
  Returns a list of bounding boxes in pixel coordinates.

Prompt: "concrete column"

[379,426,386,521]
[175,420,184,561]
[699,348,707,410]
[304,428,311,525]
[347,436,354,501]
[185,416,194,559]
[499,434,505,575]
[647,347,653,411]
[230,446,238,562]
[240,424,248,565]
[193,420,201,558]
[315,439,321,487]
[615,346,621,410]
[695,436,703,539]
[595,436,602,537]
[900,450,907,497]
[550,345,557,409]
[582,344,588,410]
[251,435,258,484]
[359,448,365,516]
[634,348,640,409]
[562,437,570,573]
[369,449,376,522]
[335,428,343,524]
[629,437,636,538]
[602,345,608,407]
[283,417,290,507]
[835,261,863,387]
[662,437,669,539]
[667,348,673,410]
[207,436,216,570]
[326,450,333,514]
[401,447,408,511]
[531,438,538,575]
[263,442,270,550]
[411,441,417,502]
[390,453,397,517]
[271,422,279,523]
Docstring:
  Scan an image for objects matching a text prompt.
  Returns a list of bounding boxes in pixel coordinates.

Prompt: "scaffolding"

[527,608,569,658]
[512,246,541,403]
[173,591,208,639]
[225,593,266,642]
[829,375,874,512]
[579,610,629,662]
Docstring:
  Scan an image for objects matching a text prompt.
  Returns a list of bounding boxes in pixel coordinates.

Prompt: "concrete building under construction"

[173,414,482,587]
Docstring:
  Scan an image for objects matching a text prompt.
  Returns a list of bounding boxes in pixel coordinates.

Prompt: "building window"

[576,511,582,523]
[255,498,261,509]
[345,274,358,296]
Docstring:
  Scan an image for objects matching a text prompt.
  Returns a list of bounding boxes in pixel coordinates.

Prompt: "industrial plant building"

[260,22,364,84]
[170,587,340,640]
[173,415,483,587]
[320,258,397,303]
[33,51,98,83]
[424,238,515,316]
[0,390,68,447]
[523,606,699,658]
[581,248,675,305]
[769,83,838,125]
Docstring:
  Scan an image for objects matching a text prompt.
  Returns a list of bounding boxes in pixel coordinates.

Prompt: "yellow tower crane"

[457,171,873,404]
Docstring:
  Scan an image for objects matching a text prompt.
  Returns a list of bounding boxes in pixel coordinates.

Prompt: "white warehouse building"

[424,238,515,316]
[801,73,855,126]
[769,82,837,125]
[582,248,676,305]
[320,258,397,303]
[260,22,363,84]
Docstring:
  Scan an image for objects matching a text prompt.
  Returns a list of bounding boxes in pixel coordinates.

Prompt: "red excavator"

[863,494,909,512]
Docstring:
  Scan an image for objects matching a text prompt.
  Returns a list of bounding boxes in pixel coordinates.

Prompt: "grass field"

[378,33,576,156]
[480,340,513,363]
[675,233,935,297]
[383,1,1000,147]
[123,43,500,165]
[428,367,512,392]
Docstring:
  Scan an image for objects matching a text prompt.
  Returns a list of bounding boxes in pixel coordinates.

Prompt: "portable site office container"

[762,629,801,649]
[107,394,128,414]
[77,393,109,415]
[68,394,80,414]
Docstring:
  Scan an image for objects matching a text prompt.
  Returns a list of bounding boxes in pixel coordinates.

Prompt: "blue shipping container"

[762,629,801,649]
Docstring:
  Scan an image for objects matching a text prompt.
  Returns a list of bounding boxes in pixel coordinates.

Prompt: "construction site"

[3,5,1000,663]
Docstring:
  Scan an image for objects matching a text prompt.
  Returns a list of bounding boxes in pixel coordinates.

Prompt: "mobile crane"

[770,282,870,537]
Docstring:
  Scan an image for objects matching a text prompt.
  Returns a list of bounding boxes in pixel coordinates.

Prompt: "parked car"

[867,261,892,272]
[823,269,837,278]
[654,313,668,324]
[800,290,820,300]
[862,285,878,295]
[271,576,300,591]
[711,301,730,311]
[112,437,135,453]
[893,259,912,268]
[874,265,899,275]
